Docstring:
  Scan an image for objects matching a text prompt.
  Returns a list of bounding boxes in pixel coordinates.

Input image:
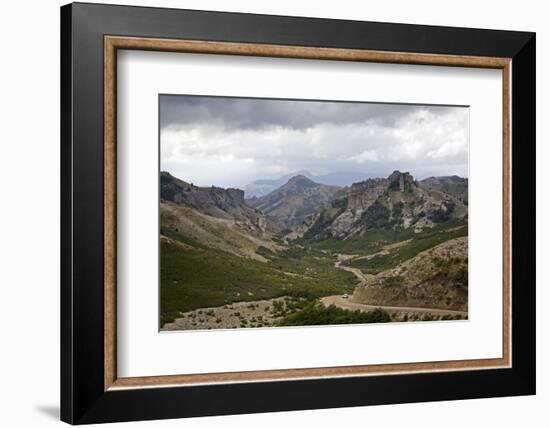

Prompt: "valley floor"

[160,222,469,330]
[161,294,467,331]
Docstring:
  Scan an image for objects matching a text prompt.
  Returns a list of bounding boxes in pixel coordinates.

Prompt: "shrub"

[279,303,391,326]
[429,201,455,223]
[361,200,391,229]
[383,275,405,286]
[273,300,284,314]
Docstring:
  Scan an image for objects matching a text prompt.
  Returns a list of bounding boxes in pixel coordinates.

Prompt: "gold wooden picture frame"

[104,36,512,391]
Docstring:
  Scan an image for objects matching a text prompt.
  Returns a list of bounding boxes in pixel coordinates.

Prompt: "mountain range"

[161,170,468,243]
[160,169,469,327]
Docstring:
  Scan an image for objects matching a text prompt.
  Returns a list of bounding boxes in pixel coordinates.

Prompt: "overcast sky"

[160,95,469,189]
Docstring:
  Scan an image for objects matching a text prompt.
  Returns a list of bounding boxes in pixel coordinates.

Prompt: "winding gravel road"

[320,295,468,317]
[330,253,468,318]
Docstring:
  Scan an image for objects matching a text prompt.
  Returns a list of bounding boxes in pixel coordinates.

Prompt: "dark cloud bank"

[160,95,469,189]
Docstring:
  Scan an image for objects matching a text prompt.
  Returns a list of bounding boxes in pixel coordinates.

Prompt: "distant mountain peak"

[244,171,368,198]
[286,174,317,186]
[248,175,341,229]
[290,174,310,180]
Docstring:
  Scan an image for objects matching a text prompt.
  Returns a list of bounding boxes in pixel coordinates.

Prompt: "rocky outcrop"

[160,171,281,234]
[388,170,416,193]
[299,171,468,240]
[328,178,388,235]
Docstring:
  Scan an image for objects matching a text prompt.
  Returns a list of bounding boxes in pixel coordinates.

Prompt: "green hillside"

[161,241,355,326]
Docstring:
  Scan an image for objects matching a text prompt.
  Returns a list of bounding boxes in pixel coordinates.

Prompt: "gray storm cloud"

[160,95,469,189]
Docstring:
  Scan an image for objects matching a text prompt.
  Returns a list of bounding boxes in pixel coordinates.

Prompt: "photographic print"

[159,95,469,331]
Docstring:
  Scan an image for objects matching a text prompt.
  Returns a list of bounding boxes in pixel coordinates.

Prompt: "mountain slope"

[161,171,283,235]
[351,236,468,311]
[420,175,468,204]
[248,175,341,230]
[161,201,283,262]
[244,170,314,198]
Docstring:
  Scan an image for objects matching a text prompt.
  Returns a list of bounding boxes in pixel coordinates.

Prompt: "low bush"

[278,303,391,326]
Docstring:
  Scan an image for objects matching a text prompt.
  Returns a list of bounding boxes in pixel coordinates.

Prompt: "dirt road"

[320,295,468,317]
[331,250,467,318]
[334,254,372,284]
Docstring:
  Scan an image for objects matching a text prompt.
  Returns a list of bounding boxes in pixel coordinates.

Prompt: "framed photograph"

[61,2,535,424]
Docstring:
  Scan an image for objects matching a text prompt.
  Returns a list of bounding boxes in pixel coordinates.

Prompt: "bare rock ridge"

[160,171,278,234]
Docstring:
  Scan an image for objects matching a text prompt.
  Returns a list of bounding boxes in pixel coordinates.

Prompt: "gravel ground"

[161,297,289,331]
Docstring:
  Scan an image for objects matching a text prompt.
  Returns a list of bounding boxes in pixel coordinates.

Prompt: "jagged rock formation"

[327,178,389,237]
[300,171,468,240]
[248,175,341,230]
[351,237,468,311]
[388,170,416,192]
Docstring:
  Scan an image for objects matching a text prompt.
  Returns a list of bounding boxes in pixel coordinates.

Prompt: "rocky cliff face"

[300,171,468,240]
[248,174,341,230]
[388,170,416,192]
[160,171,278,234]
[327,178,389,236]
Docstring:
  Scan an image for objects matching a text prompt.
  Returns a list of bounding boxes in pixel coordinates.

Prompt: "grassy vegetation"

[278,302,391,326]
[305,219,467,255]
[160,210,210,250]
[258,245,355,290]
[305,228,416,254]
[161,206,467,327]
[161,242,356,326]
[271,296,312,317]
[347,224,468,274]
[359,199,391,229]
